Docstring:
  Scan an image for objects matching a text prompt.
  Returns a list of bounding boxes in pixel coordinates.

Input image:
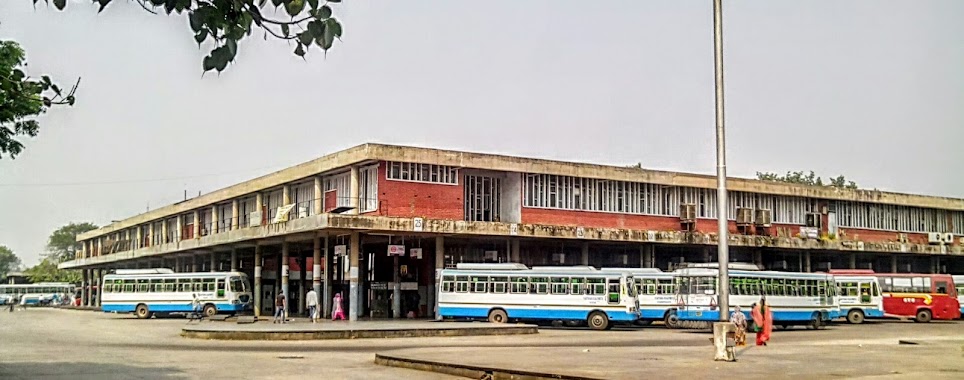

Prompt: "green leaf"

[42,76,52,86]
[307,0,319,10]
[326,18,342,38]
[226,39,238,59]
[53,0,66,10]
[285,0,305,17]
[307,20,325,39]
[271,0,283,7]
[202,56,216,72]
[52,84,61,96]
[298,32,313,46]
[97,0,110,13]
[189,11,203,32]
[294,43,306,57]
[242,12,254,34]
[194,30,208,45]
[328,0,341,2]
[318,5,332,19]
[281,24,290,37]
[67,95,75,106]
[174,0,191,12]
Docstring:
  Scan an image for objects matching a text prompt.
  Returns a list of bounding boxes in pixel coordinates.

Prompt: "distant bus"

[675,267,838,329]
[101,269,252,319]
[830,270,960,322]
[438,263,639,330]
[954,275,964,319]
[0,283,74,306]
[602,268,677,327]
[831,274,884,324]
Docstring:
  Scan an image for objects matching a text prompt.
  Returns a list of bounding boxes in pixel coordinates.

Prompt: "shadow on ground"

[0,362,187,380]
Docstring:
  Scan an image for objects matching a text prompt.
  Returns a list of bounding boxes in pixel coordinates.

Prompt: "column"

[175,256,181,272]
[348,232,361,321]
[282,241,290,319]
[191,255,198,272]
[393,252,401,319]
[313,177,323,215]
[432,236,445,319]
[804,251,811,272]
[581,242,590,266]
[891,255,898,273]
[510,239,520,263]
[641,245,654,268]
[94,269,102,307]
[255,193,264,226]
[299,249,307,315]
[849,253,857,269]
[231,200,239,230]
[148,224,155,247]
[175,215,182,242]
[135,228,142,249]
[753,250,763,269]
[161,219,168,244]
[210,252,217,272]
[323,234,332,318]
[312,235,322,319]
[702,247,712,263]
[230,249,238,272]
[82,269,89,307]
[931,256,939,274]
[349,166,360,215]
[192,210,200,238]
[254,244,263,318]
[211,206,218,233]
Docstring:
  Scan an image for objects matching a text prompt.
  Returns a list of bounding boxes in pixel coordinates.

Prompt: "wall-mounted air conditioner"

[941,233,954,244]
[679,204,697,223]
[755,209,772,227]
[736,208,754,225]
[927,232,942,244]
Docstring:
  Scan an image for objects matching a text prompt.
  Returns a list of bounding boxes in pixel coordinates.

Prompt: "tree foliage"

[0,40,79,159]
[46,222,99,263]
[0,245,23,279]
[756,170,858,189]
[44,0,345,73]
[24,257,81,283]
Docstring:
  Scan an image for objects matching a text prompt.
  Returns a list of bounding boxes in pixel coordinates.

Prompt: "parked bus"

[954,275,964,318]
[438,263,639,330]
[0,283,74,306]
[602,268,677,327]
[674,267,838,329]
[831,274,884,324]
[101,269,252,319]
[829,270,960,322]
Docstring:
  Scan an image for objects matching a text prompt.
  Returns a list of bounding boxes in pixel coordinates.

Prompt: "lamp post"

[712,0,730,321]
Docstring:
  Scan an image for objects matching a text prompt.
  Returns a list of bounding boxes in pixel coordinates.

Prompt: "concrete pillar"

[148,224,155,247]
[300,249,307,315]
[432,236,445,319]
[174,256,181,272]
[231,200,239,230]
[175,215,182,242]
[581,242,590,266]
[753,251,763,269]
[349,166,360,215]
[254,244,263,318]
[82,269,89,307]
[191,255,198,272]
[161,219,168,244]
[323,234,332,318]
[312,235,322,319]
[211,206,218,233]
[230,249,238,272]
[393,253,401,319]
[94,269,103,307]
[890,255,898,273]
[255,193,264,226]
[931,256,939,274]
[510,239,520,263]
[348,232,361,321]
[804,251,811,273]
[210,252,217,272]
[849,253,857,269]
[313,177,323,215]
[282,241,290,319]
[641,245,655,268]
[192,210,200,238]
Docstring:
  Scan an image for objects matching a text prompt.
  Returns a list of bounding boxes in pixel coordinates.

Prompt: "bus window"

[935,281,947,295]
[164,279,176,292]
[860,283,872,303]
[470,276,488,293]
[607,279,619,304]
[510,277,528,294]
[491,276,508,294]
[531,277,549,294]
[658,279,674,295]
[440,276,454,293]
[455,276,469,293]
[570,278,585,295]
[123,280,135,293]
[550,277,568,295]
[587,278,605,295]
[217,280,225,297]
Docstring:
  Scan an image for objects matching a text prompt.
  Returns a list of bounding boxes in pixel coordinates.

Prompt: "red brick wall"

[521,207,684,231]
[374,161,464,220]
[838,227,929,245]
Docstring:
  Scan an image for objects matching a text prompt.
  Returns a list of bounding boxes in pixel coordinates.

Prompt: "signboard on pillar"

[281,265,290,278]
[410,248,423,259]
[388,245,406,256]
[334,245,347,256]
[413,217,424,232]
[576,227,586,239]
[510,224,519,236]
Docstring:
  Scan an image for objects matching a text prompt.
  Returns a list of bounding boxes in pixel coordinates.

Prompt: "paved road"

[1,309,962,379]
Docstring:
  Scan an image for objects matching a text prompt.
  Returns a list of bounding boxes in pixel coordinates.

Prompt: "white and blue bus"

[438,263,639,330]
[674,267,838,329]
[0,283,75,306]
[953,275,964,318]
[833,274,884,324]
[101,269,252,319]
[602,268,677,327]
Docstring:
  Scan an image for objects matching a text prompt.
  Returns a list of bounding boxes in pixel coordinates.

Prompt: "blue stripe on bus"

[639,308,670,319]
[101,303,247,313]
[677,309,831,322]
[439,306,638,322]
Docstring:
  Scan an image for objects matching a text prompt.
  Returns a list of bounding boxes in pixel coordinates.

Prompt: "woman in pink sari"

[751,298,773,346]
[332,292,346,321]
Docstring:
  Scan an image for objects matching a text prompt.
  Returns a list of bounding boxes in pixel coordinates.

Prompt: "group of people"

[271,290,346,324]
[729,297,773,347]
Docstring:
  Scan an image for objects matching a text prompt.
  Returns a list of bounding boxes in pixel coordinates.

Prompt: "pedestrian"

[332,292,346,321]
[274,292,286,324]
[305,288,319,323]
[730,305,748,346]
[191,293,201,319]
[751,298,773,346]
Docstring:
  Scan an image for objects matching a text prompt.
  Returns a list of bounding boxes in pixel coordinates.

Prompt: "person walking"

[273,292,287,324]
[305,288,319,323]
[730,305,748,346]
[331,292,346,321]
[751,298,773,346]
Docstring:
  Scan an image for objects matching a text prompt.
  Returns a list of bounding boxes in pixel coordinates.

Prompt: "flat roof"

[78,143,964,240]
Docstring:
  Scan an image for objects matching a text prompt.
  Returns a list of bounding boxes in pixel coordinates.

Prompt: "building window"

[522,174,675,216]
[834,201,951,233]
[359,165,378,212]
[386,161,458,185]
[324,172,351,208]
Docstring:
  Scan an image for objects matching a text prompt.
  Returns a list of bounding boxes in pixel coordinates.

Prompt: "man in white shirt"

[305,289,319,323]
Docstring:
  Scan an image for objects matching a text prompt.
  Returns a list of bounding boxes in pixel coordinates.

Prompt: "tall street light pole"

[713,0,730,322]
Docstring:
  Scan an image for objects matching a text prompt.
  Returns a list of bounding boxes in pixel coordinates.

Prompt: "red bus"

[828,270,960,322]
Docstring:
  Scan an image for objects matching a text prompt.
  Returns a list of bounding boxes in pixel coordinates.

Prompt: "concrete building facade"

[60,143,964,319]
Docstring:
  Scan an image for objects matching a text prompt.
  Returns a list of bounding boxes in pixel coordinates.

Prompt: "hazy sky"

[1,0,962,267]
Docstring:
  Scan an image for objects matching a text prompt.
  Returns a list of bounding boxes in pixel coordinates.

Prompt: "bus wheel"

[914,309,932,323]
[664,311,680,329]
[202,304,218,318]
[135,304,150,319]
[847,309,865,324]
[588,311,609,331]
[487,309,508,324]
[808,313,823,330]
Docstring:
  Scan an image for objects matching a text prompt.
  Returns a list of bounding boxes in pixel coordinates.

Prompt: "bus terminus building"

[61,143,964,320]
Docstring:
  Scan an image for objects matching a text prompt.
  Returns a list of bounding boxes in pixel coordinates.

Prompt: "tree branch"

[134,0,159,15]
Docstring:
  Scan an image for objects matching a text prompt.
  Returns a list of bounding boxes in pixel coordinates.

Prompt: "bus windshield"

[624,277,637,297]
[230,277,246,292]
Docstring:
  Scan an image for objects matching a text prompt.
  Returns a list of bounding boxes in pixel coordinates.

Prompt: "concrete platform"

[180,320,538,340]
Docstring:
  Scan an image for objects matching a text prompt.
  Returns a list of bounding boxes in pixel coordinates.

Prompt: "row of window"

[835,201,961,234]
[387,161,458,185]
[677,276,839,298]
[634,278,675,295]
[440,275,621,300]
[0,286,73,294]
[836,282,881,297]
[878,276,949,294]
[102,278,242,293]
